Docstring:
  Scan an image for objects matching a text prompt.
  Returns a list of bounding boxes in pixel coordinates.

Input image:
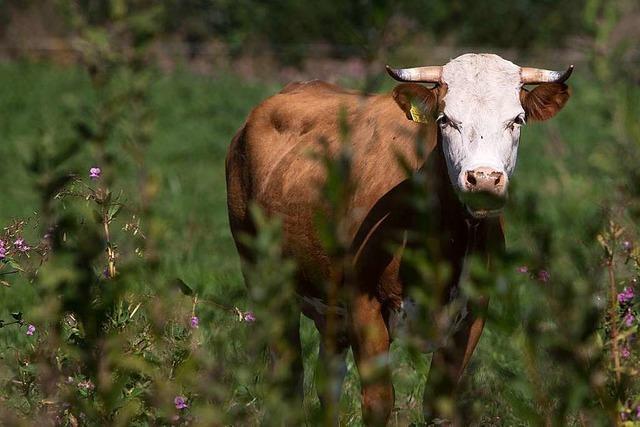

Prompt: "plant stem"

[607,258,621,384]
[103,211,116,278]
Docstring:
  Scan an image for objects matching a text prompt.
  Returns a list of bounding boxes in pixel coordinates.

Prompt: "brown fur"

[521,83,571,121]
[226,80,502,425]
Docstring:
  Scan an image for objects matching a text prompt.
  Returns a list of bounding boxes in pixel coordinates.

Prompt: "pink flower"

[0,242,6,259]
[242,311,256,322]
[621,346,631,359]
[624,311,636,327]
[516,265,528,274]
[89,167,101,180]
[174,396,188,410]
[618,287,635,304]
[26,324,36,336]
[78,379,95,391]
[13,238,29,252]
[537,270,550,283]
[190,316,199,328]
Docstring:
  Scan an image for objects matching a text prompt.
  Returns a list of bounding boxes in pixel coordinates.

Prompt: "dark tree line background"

[1,0,589,64]
[163,0,584,47]
[163,0,587,61]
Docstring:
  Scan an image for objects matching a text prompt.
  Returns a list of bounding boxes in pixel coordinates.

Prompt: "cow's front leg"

[349,291,393,426]
[423,297,488,424]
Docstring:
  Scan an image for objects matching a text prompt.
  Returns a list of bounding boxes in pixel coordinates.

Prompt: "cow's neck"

[430,128,503,259]
[413,128,494,267]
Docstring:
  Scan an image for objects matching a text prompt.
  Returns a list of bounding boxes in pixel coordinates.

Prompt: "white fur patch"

[440,54,524,193]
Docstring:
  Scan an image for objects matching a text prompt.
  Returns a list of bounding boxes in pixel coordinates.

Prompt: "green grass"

[0,61,636,425]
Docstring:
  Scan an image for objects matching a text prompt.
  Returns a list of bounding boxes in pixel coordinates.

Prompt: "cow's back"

[226,80,435,290]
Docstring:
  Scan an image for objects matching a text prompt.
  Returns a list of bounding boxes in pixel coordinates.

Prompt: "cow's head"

[388,53,572,218]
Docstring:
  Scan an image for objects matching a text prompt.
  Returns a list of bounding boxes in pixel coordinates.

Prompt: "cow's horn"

[386,65,442,83]
[520,65,574,85]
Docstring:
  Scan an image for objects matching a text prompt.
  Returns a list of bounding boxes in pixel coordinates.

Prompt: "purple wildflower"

[190,316,199,328]
[13,238,29,252]
[0,242,6,260]
[26,324,36,336]
[636,405,640,419]
[621,346,631,359]
[537,270,550,283]
[516,265,528,274]
[77,379,95,391]
[89,167,101,180]
[618,287,635,304]
[622,240,633,252]
[242,311,256,322]
[624,311,636,327]
[174,396,188,410]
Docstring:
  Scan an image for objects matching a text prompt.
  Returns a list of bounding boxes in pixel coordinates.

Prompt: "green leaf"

[6,259,24,272]
[109,205,123,221]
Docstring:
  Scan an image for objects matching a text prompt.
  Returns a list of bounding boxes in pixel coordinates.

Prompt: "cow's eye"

[507,114,526,131]
[513,114,526,126]
[437,113,458,129]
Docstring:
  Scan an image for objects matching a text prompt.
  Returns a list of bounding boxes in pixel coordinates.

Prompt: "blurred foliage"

[0,0,639,425]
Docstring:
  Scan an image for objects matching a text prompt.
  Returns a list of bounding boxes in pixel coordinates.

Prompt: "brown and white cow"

[226,53,572,424]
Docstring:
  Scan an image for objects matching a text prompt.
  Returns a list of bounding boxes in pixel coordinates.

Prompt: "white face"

[439,54,525,216]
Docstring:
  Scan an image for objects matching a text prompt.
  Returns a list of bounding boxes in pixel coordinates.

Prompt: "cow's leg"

[233,224,305,404]
[422,297,488,424]
[268,303,304,402]
[316,335,349,426]
[349,292,393,426]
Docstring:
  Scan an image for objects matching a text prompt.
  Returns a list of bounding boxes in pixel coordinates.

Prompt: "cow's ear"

[520,83,570,121]
[392,83,438,123]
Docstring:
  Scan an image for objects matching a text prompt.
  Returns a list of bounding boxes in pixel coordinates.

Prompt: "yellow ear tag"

[409,103,428,123]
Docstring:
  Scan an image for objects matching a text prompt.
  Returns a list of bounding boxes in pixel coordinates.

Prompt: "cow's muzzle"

[460,167,507,218]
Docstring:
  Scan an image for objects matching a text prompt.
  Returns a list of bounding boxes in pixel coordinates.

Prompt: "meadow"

[0,55,638,425]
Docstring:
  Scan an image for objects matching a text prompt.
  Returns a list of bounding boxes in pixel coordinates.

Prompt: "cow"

[226,53,572,425]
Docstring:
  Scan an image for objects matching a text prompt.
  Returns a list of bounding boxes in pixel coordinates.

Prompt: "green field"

[0,61,638,425]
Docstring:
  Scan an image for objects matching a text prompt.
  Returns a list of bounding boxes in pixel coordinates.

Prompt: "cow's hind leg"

[316,332,349,425]
[422,297,488,425]
[236,241,304,412]
[267,302,304,402]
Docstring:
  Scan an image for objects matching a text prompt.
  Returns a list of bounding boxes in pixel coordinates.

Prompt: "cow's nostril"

[466,168,506,192]
[466,171,477,187]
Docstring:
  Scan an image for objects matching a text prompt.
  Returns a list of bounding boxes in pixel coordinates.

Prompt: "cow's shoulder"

[244,81,370,139]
